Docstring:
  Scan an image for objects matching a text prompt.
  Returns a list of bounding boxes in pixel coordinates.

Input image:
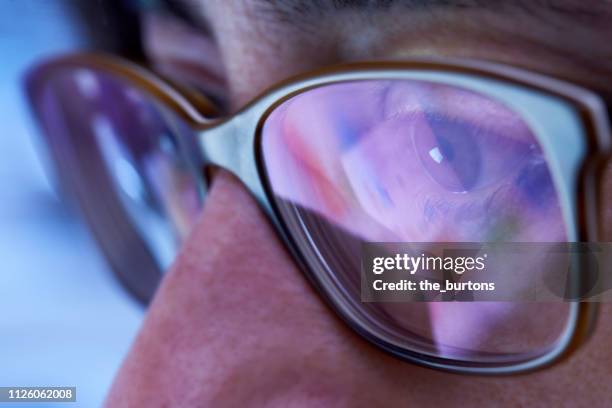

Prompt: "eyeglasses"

[25,53,611,375]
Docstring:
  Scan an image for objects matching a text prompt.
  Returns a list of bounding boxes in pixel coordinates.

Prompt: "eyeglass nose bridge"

[196,111,276,218]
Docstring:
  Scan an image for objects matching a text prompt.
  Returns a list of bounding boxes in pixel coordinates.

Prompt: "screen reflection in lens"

[261,79,569,362]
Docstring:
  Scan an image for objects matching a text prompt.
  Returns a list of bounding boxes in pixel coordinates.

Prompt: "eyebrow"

[251,0,477,26]
[250,0,606,23]
[163,0,612,116]
[165,0,609,36]
[257,0,477,13]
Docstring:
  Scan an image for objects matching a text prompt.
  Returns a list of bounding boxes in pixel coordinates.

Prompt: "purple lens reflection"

[261,80,569,362]
[33,68,202,269]
[78,69,201,241]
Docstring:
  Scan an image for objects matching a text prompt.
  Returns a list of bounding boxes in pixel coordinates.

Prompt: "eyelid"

[382,81,535,144]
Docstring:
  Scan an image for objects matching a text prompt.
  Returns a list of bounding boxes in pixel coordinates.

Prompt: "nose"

[104,169,409,406]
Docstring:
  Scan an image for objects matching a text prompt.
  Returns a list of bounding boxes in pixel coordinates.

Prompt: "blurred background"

[0,1,146,406]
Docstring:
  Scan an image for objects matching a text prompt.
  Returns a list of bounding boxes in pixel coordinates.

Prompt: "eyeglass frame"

[25,52,612,375]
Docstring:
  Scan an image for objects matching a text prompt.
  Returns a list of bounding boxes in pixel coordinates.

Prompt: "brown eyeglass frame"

[25,52,612,375]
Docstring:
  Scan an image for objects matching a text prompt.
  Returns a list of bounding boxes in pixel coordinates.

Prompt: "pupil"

[437,134,455,161]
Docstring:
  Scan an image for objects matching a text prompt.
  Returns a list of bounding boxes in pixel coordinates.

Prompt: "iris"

[416,113,482,192]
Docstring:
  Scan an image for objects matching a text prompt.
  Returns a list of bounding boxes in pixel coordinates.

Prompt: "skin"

[105,1,612,406]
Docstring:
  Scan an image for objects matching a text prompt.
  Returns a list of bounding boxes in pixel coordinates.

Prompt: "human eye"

[341,83,563,241]
[412,112,536,193]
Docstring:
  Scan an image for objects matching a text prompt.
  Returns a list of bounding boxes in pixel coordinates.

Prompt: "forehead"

[184,0,611,59]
